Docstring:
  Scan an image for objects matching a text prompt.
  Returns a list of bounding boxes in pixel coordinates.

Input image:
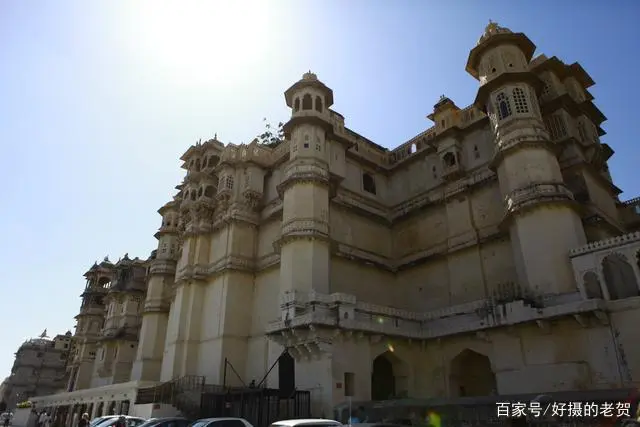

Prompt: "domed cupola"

[284,71,334,123]
[466,20,537,87]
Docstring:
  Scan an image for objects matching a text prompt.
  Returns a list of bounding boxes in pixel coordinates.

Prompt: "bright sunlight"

[133,0,273,84]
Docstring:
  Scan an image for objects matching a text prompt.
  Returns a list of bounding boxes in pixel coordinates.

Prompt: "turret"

[427,96,465,180]
[283,71,334,163]
[155,201,180,261]
[131,201,179,382]
[466,21,587,295]
[276,72,337,296]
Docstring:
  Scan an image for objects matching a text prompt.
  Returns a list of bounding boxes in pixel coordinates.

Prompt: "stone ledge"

[266,291,609,341]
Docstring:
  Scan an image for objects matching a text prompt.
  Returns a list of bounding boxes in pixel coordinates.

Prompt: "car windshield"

[91,418,112,427]
[137,420,162,427]
[189,422,208,427]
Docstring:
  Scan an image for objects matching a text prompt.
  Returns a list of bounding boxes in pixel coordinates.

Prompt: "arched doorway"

[449,349,496,397]
[371,351,408,400]
[603,253,639,299]
[278,350,295,398]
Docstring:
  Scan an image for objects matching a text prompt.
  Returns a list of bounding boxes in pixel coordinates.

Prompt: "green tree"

[256,118,284,148]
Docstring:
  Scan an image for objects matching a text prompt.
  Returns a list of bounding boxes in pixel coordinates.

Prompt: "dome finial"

[302,70,317,81]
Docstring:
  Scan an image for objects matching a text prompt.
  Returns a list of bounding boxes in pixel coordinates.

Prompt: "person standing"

[42,413,51,427]
[38,411,48,427]
[78,413,89,427]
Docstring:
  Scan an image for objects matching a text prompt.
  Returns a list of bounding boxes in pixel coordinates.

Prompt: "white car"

[190,418,254,427]
[91,416,119,427]
[96,417,147,427]
[270,419,342,427]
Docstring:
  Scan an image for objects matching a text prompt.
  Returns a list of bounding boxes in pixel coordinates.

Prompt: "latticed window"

[224,175,234,190]
[541,80,551,99]
[544,114,568,140]
[512,87,529,114]
[528,88,540,116]
[495,92,512,120]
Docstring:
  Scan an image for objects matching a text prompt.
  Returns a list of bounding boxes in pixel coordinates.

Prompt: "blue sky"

[1,0,638,384]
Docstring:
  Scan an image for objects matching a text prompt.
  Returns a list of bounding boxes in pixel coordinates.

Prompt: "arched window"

[190,191,196,201]
[294,98,300,112]
[362,172,376,195]
[512,87,529,114]
[204,186,215,197]
[443,152,456,167]
[302,94,312,110]
[602,253,640,299]
[495,92,512,120]
[409,143,417,154]
[197,187,203,197]
[195,159,201,171]
[432,165,437,179]
[315,96,323,112]
[473,145,480,159]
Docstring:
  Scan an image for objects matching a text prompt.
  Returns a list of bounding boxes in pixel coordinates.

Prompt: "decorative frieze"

[570,231,640,257]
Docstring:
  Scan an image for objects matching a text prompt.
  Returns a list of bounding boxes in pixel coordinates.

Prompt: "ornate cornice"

[276,161,330,198]
[273,218,331,250]
[175,255,255,283]
[149,259,176,276]
[500,181,576,226]
[489,124,556,170]
[256,253,280,271]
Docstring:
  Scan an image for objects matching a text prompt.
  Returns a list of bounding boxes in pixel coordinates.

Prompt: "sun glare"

[135,0,272,83]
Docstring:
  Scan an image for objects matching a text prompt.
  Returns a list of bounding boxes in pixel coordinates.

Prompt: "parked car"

[139,418,191,427]
[91,416,120,427]
[96,416,147,427]
[270,420,342,427]
[190,418,254,427]
[351,423,406,427]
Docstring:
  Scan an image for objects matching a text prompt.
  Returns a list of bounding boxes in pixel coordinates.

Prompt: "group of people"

[1,412,12,427]
[36,412,51,427]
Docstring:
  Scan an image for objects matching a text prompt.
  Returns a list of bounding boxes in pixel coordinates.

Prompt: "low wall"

[129,404,180,419]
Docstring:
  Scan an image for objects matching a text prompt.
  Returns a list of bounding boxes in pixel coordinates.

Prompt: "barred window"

[496,92,512,120]
[512,88,529,114]
[542,82,551,97]
[224,175,234,190]
[528,88,540,116]
[544,114,568,140]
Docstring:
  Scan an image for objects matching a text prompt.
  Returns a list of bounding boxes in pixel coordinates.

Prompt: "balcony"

[265,290,610,348]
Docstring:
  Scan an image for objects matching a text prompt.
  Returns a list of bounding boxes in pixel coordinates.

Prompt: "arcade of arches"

[581,250,640,300]
[370,349,497,400]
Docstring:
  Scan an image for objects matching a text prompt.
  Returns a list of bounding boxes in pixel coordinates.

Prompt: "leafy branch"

[256,118,284,148]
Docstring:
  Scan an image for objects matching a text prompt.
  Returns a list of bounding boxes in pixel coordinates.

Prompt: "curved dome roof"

[477,20,513,45]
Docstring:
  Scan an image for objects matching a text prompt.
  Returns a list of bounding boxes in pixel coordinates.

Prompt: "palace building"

[30,22,640,421]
